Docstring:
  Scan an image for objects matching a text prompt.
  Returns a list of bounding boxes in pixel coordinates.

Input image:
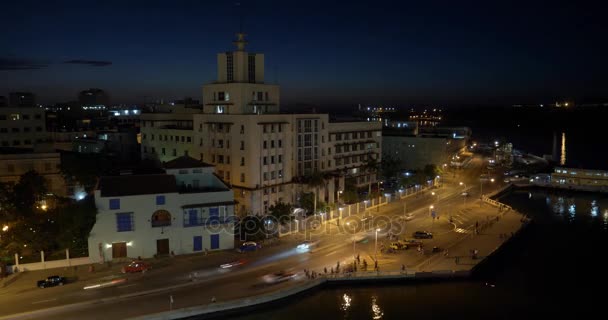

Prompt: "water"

[223,188,608,319]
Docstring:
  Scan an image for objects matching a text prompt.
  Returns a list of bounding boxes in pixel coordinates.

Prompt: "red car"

[122,260,151,273]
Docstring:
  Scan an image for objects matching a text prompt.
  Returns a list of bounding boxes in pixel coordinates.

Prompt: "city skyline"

[2,1,607,107]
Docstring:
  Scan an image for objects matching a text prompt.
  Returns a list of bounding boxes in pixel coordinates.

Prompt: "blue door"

[189,209,198,226]
[210,234,220,250]
[209,207,219,223]
[193,236,202,251]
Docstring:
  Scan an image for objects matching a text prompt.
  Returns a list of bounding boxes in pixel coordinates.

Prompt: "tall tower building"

[202,33,279,115]
[141,33,382,217]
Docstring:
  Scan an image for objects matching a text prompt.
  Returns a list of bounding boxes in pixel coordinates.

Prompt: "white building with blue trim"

[88,156,235,262]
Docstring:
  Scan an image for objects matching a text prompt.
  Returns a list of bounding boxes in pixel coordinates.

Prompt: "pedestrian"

[356,254,360,264]
[324,267,327,274]
[444,249,449,257]
[374,260,378,270]
[204,248,209,256]
[211,296,216,303]
[331,267,334,274]
[401,264,406,272]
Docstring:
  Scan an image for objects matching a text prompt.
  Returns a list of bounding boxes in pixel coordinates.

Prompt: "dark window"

[109,199,120,210]
[156,195,165,205]
[116,212,134,232]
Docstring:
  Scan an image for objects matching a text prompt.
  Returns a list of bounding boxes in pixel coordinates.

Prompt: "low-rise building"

[551,167,608,187]
[0,146,67,196]
[88,156,235,262]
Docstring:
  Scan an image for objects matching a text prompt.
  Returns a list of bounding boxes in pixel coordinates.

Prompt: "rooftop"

[163,156,214,170]
[98,174,178,197]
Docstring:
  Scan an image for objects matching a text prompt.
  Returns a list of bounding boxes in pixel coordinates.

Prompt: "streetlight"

[428,205,434,216]
[375,228,381,262]
[347,222,356,259]
[337,190,343,205]
[460,182,467,205]
[480,178,496,198]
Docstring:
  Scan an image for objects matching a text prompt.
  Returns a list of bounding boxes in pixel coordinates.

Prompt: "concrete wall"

[9,257,91,273]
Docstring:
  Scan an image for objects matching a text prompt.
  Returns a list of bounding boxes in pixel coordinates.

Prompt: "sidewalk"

[416,203,526,272]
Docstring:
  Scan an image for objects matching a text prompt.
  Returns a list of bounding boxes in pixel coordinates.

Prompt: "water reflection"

[560,132,566,165]
[341,293,352,312]
[371,296,384,319]
[591,200,599,217]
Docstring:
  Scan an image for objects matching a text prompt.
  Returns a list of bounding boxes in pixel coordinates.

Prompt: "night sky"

[2,1,607,108]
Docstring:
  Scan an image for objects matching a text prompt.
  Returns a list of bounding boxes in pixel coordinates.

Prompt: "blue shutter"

[156,195,165,205]
[116,213,133,232]
[109,199,120,210]
[209,207,219,223]
[188,209,198,226]
[210,234,220,249]
[193,236,202,251]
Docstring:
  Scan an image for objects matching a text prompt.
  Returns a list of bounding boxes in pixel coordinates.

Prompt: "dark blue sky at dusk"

[2,1,607,108]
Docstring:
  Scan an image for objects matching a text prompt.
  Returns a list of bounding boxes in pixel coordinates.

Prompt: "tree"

[299,192,315,215]
[238,216,265,241]
[381,155,401,180]
[13,170,47,215]
[423,164,443,180]
[267,201,293,224]
[306,171,327,215]
[363,159,379,199]
[54,196,98,257]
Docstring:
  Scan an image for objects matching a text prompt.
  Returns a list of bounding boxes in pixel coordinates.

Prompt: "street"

[0,155,507,320]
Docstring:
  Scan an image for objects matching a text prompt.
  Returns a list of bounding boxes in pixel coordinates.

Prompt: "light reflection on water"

[539,191,608,229]
[371,296,383,320]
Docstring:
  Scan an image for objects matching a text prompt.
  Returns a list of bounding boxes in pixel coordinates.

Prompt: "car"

[461,192,469,197]
[412,231,433,239]
[37,275,66,288]
[238,241,261,253]
[296,240,320,250]
[262,271,295,284]
[220,259,247,269]
[122,260,151,273]
[399,214,415,221]
[402,239,424,247]
[389,241,409,250]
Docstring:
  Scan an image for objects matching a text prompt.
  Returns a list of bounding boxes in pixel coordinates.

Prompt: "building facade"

[552,167,608,187]
[140,33,382,216]
[88,157,235,262]
[0,106,47,148]
[0,148,67,196]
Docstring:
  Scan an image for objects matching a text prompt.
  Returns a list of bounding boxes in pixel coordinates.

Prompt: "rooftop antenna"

[233,2,247,51]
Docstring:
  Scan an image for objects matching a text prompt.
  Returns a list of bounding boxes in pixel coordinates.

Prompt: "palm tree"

[306,170,326,216]
[363,158,379,199]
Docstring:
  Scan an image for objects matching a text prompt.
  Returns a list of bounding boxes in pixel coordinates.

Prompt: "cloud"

[64,59,112,67]
[0,57,49,70]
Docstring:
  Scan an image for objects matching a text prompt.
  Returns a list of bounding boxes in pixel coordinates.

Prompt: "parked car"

[412,231,433,239]
[389,241,409,250]
[261,271,295,284]
[238,241,261,253]
[37,275,66,288]
[122,260,151,273]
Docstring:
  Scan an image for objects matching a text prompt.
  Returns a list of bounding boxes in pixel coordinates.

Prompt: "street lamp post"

[375,228,381,262]
[460,182,467,205]
[337,190,343,205]
[347,222,356,259]
[428,205,434,216]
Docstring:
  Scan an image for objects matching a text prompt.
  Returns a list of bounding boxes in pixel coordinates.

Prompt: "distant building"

[383,134,465,171]
[0,147,67,196]
[73,128,139,161]
[79,88,109,109]
[88,156,235,262]
[0,96,6,107]
[0,105,47,148]
[9,92,36,108]
[552,167,608,188]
